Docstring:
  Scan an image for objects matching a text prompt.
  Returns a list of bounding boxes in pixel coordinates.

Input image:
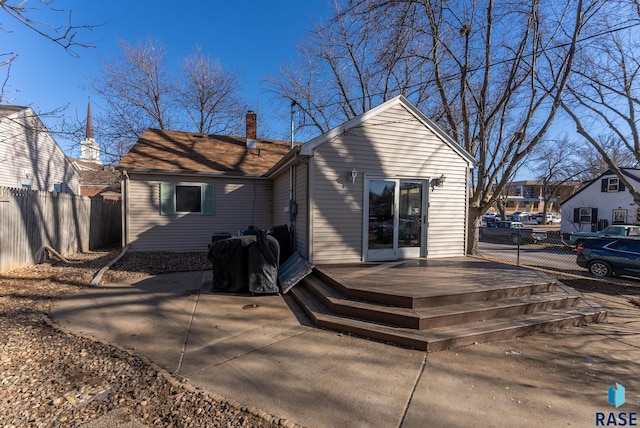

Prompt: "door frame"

[363,176,429,261]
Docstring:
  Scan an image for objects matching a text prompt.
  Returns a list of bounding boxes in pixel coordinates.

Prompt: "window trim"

[160,182,214,216]
[613,208,627,224]
[175,184,203,213]
[601,177,626,193]
[579,207,592,224]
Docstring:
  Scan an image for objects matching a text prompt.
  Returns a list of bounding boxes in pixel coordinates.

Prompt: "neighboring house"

[118,96,476,264]
[0,105,80,193]
[70,158,121,199]
[499,180,580,215]
[560,168,640,234]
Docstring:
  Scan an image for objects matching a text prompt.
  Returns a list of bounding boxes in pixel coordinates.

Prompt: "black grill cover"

[207,231,280,294]
[248,230,280,294]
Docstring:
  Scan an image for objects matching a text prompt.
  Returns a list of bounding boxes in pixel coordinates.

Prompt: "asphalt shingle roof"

[118,129,292,176]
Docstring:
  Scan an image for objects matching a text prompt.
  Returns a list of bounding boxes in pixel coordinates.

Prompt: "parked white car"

[536,213,560,224]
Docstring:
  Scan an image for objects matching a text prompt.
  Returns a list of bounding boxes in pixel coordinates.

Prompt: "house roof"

[69,159,121,185]
[0,105,27,118]
[560,168,640,206]
[117,129,293,177]
[299,95,477,167]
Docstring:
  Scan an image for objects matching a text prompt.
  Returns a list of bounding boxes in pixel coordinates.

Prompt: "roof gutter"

[115,167,272,180]
[264,146,307,179]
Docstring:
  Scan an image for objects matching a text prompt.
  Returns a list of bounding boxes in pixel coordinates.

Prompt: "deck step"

[313,267,558,308]
[302,275,583,329]
[291,268,607,352]
[290,285,607,351]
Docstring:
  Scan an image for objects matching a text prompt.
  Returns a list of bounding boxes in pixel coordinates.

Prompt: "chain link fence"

[475,225,589,277]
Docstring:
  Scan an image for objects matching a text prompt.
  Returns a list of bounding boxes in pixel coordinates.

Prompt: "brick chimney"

[246,111,257,149]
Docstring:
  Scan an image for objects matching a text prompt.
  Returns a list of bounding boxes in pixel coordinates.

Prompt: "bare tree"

[267,1,433,138]
[89,38,249,163]
[91,37,175,161]
[527,138,584,222]
[0,0,97,103]
[269,0,604,254]
[573,134,639,181]
[561,8,640,205]
[175,46,246,135]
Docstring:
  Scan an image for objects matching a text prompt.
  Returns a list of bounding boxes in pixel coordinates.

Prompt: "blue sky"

[5,1,332,155]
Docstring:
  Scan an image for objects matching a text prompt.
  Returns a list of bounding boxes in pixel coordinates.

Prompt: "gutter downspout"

[289,100,297,249]
[121,170,129,248]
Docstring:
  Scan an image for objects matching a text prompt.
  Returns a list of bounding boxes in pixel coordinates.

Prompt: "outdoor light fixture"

[431,174,446,190]
[350,168,358,184]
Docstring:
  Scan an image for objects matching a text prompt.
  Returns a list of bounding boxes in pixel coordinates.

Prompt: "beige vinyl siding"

[0,109,79,193]
[126,173,273,252]
[426,169,469,257]
[271,170,290,226]
[310,104,469,264]
[294,163,308,257]
[269,163,308,258]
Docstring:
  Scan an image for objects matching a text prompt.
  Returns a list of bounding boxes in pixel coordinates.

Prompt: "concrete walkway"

[51,270,640,427]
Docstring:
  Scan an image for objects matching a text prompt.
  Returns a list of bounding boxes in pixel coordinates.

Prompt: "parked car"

[479,221,547,244]
[569,224,640,246]
[511,211,529,221]
[535,213,561,224]
[576,237,640,277]
[482,212,501,224]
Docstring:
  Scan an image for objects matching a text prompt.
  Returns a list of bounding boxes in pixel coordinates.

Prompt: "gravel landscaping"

[0,249,289,428]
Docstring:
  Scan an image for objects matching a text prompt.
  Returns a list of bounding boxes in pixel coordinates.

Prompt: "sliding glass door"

[365,178,426,261]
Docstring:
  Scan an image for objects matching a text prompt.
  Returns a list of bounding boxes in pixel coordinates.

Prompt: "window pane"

[579,207,592,223]
[176,185,201,212]
[608,178,619,192]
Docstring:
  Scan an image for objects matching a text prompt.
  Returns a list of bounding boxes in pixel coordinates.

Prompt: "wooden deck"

[289,257,607,351]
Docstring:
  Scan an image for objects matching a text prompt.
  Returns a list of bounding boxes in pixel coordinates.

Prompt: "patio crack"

[398,353,427,428]
[176,271,207,374]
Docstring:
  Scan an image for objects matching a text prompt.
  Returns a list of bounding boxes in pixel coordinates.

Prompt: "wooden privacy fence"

[0,186,121,273]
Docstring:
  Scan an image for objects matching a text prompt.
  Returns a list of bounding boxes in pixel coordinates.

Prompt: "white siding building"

[0,106,79,193]
[560,169,640,234]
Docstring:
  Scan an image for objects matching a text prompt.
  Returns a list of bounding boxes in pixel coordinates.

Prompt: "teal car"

[569,224,640,246]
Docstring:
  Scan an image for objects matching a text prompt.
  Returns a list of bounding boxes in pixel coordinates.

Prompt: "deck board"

[317,258,554,300]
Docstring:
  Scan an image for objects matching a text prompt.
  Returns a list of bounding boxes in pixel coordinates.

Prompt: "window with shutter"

[601,177,624,192]
[160,182,214,215]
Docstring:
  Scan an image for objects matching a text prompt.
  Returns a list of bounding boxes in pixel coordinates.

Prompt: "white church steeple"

[79,98,101,164]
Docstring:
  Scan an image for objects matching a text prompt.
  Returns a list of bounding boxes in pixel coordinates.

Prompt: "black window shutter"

[573,208,580,223]
[620,181,626,191]
[601,179,608,192]
[592,208,598,224]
